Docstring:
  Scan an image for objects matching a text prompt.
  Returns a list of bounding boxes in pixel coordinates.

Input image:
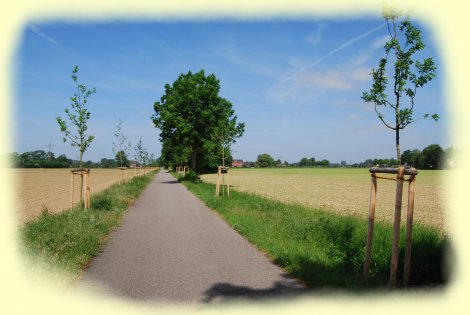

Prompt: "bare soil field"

[201,168,448,231]
[12,168,142,223]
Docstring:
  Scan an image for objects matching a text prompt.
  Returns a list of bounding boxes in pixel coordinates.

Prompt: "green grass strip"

[181,179,450,289]
[19,171,158,280]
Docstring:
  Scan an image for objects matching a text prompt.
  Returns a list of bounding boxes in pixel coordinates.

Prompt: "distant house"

[129,160,141,168]
[231,159,243,168]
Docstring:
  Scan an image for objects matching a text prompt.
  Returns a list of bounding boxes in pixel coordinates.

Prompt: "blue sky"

[13,18,448,164]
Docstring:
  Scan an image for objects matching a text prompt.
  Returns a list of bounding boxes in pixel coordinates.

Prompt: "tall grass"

[19,171,157,279]
[181,179,450,289]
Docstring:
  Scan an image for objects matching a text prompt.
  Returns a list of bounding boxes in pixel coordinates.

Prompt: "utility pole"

[44,141,55,160]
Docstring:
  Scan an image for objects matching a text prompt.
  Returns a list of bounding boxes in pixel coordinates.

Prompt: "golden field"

[201,168,448,231]
[11,168,144,223]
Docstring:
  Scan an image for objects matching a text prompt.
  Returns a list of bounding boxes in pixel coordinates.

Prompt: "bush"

[180,170,201,183]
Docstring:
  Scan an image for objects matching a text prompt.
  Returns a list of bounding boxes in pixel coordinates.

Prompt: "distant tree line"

[250,153,330,168]
[241,144,454,170]
[8,150,159,168]
[351,144,454,169]
[9,150,73,168]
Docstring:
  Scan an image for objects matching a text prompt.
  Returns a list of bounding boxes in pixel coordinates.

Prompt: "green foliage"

[372,157,398,167]
[179,169,202,183]
[112,118,131,168]
[133,138,155,166]
[256,153,275,168]
[299,157,314,167]
[56,66,96,167]
[400,144,444,169]
[182,180,449,288]
[11,150,72,168]
[422,144,445,169]
[152,70,244,173]
[100,158,117,168]
[134,138,144,164]
[401,149,424,168]
[114,150,130,167]
[297,157,329,167]
[361,14,438,165]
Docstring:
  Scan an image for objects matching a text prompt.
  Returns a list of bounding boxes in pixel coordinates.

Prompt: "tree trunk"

[191,151,197,171]
[396,127,401,166]
[79,150,83,209]
[222,145,225,168]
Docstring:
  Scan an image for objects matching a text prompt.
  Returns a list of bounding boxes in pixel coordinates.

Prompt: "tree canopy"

[56,66,96,168]
[256,153,275,168]
[152,70,244,172]
[361,12,438,165]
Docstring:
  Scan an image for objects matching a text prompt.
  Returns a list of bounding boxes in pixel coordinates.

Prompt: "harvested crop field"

[201,168,449,231]
[12,168,146,223]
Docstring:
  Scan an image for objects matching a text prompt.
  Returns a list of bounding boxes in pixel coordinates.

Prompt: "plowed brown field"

[13,168,143,223]
[201,168,448,231]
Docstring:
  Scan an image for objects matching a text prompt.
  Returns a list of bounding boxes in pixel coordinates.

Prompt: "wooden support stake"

[404,173,416,287]
[215,166,221,196]
[83,172,86,208]
[222,171,225,196]
[70,169,90,209]
[389,166,405,288]
[227,168,230,197]
[80,173,84,208]
[216,166,229,197]
[70,172,74,208]
[86,171,91,209]
[363,173,378,279]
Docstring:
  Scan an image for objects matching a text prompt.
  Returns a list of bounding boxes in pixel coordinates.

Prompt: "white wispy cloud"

[305,22,327,45]
[372,34,390,49]
[30,25,59,45]
[215,41,277,78]
[273,23,386,88]
[266,23,387,104]
[296,70,354,90]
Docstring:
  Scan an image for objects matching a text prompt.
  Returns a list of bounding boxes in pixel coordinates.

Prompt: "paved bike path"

[83,171,306,303]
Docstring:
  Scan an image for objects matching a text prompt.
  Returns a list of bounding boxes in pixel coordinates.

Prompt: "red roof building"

[231,159,243,167]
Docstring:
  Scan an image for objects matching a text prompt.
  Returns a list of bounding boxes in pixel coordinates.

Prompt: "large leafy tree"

[152,70,244,172]
[256,153,275,168]
[422,143,444,169]
[361,12,438,166]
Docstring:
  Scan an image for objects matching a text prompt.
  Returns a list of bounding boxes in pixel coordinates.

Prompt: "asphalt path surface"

[83,171,307,304]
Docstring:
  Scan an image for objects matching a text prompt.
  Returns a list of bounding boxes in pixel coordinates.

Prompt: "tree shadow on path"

[160,180,179,184]
[201,280,311,304]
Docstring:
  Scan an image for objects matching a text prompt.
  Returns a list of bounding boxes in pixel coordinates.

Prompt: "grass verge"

[19,170,157,280]
[180,178,450,290]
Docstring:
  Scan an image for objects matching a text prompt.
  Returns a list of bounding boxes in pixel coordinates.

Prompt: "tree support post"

[364,166,418,287]
[118,167,127,185]
[404,174,416,287]
[363,173,377,279]
[389,166,405,288]
[215,166,230,197]
[70,168,91,209]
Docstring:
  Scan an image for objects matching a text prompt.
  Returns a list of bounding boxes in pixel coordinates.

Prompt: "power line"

[44,141,56,160]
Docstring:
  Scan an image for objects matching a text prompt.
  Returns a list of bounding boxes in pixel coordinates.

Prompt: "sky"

[13,18,449,164]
